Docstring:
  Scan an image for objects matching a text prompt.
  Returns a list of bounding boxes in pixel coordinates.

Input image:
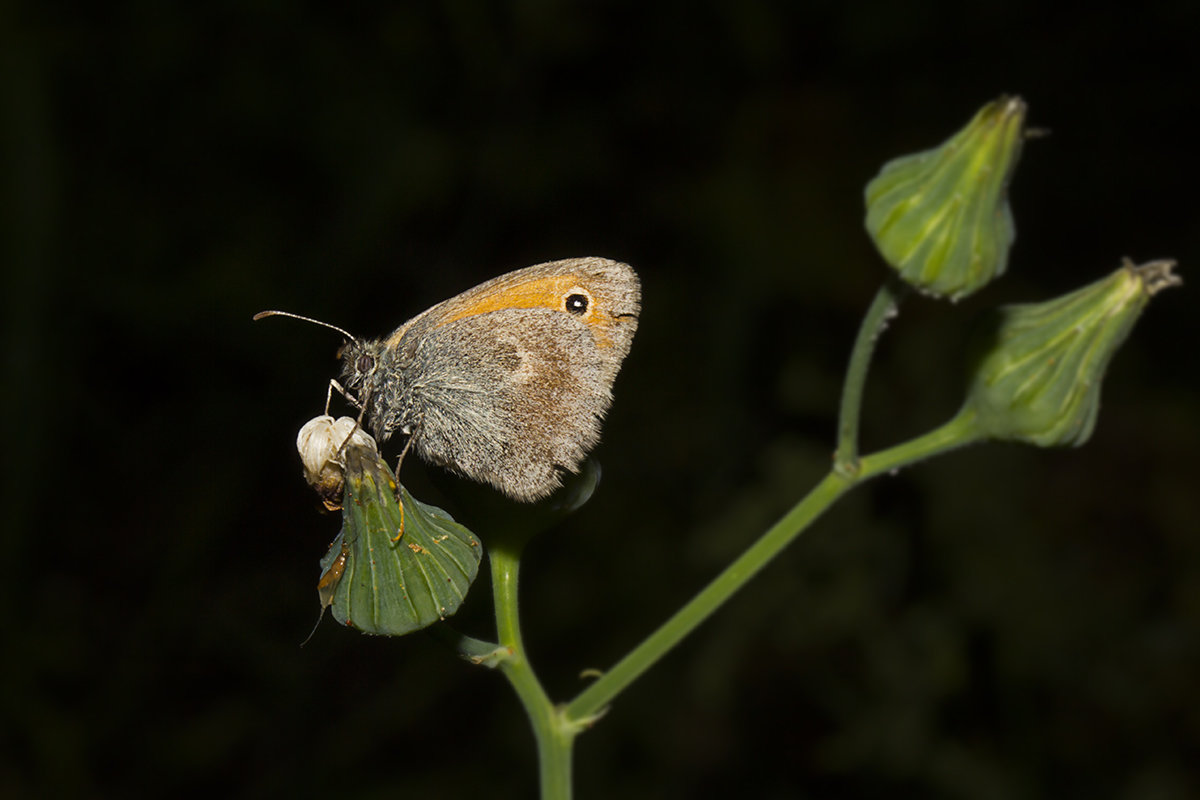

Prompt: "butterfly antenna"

[253,309,356,340]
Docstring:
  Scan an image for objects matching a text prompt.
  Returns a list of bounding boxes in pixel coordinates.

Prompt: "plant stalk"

[490,540,575,799]
[835,278,909,475]
[564,408,981,725]
[565,470,852,723]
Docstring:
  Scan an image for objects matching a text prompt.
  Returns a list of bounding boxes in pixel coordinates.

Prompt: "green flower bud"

[295,420,483,638]
[865,96,1027,300]
[962,259,1180,447]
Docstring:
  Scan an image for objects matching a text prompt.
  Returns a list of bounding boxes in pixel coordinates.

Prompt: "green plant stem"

[564,408,981,726]
[835,279,909,476]
[565,471,851,723]
[856,409,982,479]
[490,541,575,799]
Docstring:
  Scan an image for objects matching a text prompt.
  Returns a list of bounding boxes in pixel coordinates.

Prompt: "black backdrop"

[3,3,1199,798]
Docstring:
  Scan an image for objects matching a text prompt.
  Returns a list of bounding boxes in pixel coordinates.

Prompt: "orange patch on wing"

[434,275,617,347]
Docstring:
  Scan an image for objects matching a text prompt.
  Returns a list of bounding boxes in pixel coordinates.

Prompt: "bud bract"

[961,259,1180,447]
[865,96,1027,300]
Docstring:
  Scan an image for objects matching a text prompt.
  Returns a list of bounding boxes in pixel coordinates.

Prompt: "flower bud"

[296,415,377,510]
[322,443,483,637]
[865,96,1027,300]
[962,259,1180,447]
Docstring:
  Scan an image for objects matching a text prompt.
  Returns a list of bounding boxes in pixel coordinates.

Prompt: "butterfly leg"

[389,435,415,543]
[327,378,362,413]
[328,379,373,465]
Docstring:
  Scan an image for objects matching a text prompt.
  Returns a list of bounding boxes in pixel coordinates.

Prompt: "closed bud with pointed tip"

[961,259,1181,447]
[866,96,1027,300]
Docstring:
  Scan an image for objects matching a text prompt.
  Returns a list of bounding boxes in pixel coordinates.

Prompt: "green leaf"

[317,443,483,636]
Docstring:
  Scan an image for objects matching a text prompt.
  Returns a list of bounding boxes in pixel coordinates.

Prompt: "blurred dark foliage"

[2,2,1198,798]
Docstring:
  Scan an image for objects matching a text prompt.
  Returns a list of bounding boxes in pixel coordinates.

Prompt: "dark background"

[3,3,1198,798]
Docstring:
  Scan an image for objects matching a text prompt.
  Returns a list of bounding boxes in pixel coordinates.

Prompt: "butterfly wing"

[394,258,640,500]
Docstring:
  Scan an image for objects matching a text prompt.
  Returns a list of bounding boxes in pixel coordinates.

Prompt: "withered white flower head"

[296,415,378,509]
